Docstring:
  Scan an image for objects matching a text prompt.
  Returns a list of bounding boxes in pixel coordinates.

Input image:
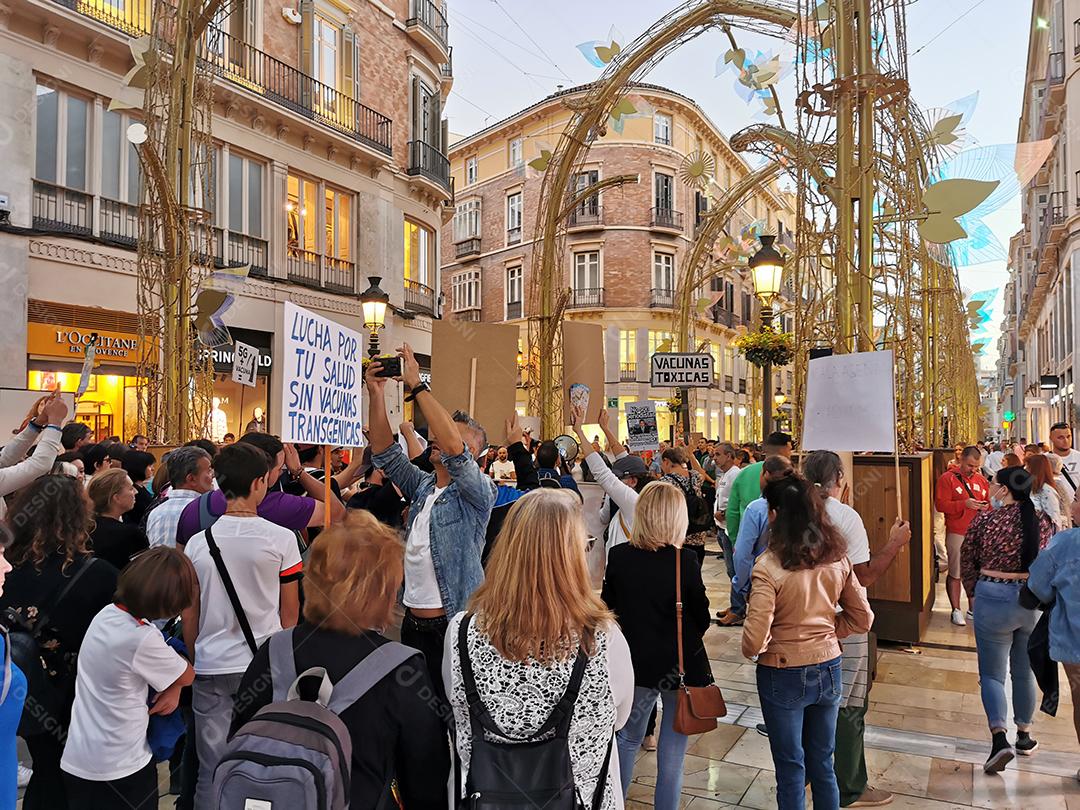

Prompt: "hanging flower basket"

[735,329,795,368]
[666,393,682,413]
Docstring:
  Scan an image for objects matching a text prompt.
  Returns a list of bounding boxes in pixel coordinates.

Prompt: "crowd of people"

[0,359,1074,809]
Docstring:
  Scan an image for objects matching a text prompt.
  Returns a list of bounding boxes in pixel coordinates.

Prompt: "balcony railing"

[287,248,321,288]
[568,205,603,229]
[568,287,604,309]
[454,309,481,322]
[324,257,356,294]
[99,198,139,246]
[203,27,392,154]
[620,362,637,382]
[33,180,91,236]
[407,140,452,195]
[216,230,269,277]
[506,300,523,320]
[713,308,738,328]
[404,279,435,315]
[650,288,675,308]
[1041,190,1066,247]
[440,46,453,80]
[52,0,154,37]
[651,207,684,231]
[455,237,482,259]
[507,226,522,245]
[407,0,450,53]
[1049,50,1066,85]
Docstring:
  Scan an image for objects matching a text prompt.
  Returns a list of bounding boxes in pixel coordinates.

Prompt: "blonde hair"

[302,511,404,633]
[469,489,612,663]
[87,468,132,515]
[629,481,689,551]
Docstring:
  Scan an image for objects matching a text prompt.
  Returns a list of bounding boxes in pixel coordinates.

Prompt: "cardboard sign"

[231,341,259,388]
[802,350,896,453]
[650,353,714,387]
[281,302,364,447]
[625,401,660,452]
[563,322,605,423]
[430,320,518,441]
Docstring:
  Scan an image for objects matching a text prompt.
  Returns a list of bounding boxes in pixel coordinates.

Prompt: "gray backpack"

[212,627,418,810]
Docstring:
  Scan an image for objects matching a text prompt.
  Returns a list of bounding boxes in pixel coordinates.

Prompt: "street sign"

[606,396,619,409]
[649,353,714,388]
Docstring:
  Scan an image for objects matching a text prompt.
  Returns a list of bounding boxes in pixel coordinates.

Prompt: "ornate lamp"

[360,276,390,358]
[748,235,786,438]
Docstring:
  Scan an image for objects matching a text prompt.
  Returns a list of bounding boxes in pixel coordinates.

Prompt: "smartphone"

[373,356,401,378]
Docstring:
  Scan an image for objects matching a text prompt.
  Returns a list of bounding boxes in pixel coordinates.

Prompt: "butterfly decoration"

[608,95,653,135]
[109,36,157,111]
[716,48,790,118]
[678,151,717,189]
[918,179,1000,244]
[528,149,552,172]
[577,27,623,68]
[922,93,979,160]
[192,263,251,347]
[965,288,998,337]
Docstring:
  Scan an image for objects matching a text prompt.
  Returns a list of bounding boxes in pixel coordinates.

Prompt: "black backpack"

[666,475,713,535]
[456,613,611,809]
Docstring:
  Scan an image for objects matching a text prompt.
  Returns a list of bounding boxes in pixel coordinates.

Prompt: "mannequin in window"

[244,406,265,435]
[208,397,228,444]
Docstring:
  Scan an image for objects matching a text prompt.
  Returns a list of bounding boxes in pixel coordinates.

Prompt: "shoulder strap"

[954,471,976,499]
[1061,466,1077,492]
[204,526,258,655]
[0,627,10,705]
[675,548,685,682]
[590,735,614,810]
[326,642,419,714]
[198,491,217,532]
[35,558,98,634]
[269,627,296,702]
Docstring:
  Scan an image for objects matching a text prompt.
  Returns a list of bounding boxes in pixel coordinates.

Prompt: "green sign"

[1003,410,1016,422]
[607,397,619,409]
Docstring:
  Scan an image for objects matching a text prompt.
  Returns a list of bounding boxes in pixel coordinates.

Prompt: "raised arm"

[505,414,539,491]
[399,420,426,460]
[365,362,395,454]
[0,397,67,498]
[854,517,911,587]
[283,443,346,523]
[596,408,626,457]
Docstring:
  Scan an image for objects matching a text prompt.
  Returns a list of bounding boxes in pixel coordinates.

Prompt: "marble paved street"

[624,553,1080,809]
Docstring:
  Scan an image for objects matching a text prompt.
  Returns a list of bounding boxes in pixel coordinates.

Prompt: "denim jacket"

[732,497,771,602]
[373,442,496,616]
[1027,529,1080,664]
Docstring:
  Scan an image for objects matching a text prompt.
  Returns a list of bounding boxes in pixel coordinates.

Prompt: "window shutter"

[411,76,422,142]
[342,26,357,100]
[244,0,257,44]
[299,0,314,75]
[431,92,442,149]
[440,118,449,155]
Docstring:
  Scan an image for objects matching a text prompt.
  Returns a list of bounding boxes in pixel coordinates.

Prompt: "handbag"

[672,549,726,735]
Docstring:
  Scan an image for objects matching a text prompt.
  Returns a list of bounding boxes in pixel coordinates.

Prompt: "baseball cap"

[611,455,648,480]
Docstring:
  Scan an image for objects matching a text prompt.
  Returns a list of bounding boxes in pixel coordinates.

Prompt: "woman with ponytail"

[742,475,873,809]
[961,466,1054,773]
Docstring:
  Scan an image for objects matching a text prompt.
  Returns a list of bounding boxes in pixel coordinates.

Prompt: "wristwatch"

[404,382,431,403]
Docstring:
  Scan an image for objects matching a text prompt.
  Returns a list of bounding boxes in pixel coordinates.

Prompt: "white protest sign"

[281,301,364,447]
[650,353,714,387]
[625,401,660,453]
[801,350,896,453]
[231,341,259,388]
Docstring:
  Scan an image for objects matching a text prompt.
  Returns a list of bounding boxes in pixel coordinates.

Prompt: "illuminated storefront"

[26,301,155,441]
[210,328,273,440]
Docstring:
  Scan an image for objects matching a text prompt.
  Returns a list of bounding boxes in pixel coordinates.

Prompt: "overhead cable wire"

[488,0,574,82]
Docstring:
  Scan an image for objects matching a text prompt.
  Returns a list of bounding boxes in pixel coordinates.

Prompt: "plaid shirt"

[146,488,201,549]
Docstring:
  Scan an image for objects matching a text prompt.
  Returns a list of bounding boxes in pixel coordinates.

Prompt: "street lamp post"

[360,276,390,359]
[749,235,784,440]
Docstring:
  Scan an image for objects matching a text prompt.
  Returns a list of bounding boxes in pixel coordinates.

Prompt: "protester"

[1026,453,1066,531]
[1002,452,1023,469]
[0,475,119,810]
[742,475,873,810]
[1045,453,1073,524]
[1026,497,1080,779]
[711,441,741,583]
[233,510,450,807]
[60,422,91,452]
[724,455,795,626]
[221,433,235,445]
[346,466,407,528]
[802,451,911,808]
[127,434,149,452]
[79,443,111,486]
[175,433,344,546]
[366,344,496,703]
[985,441,1006,477]
[444,489,633,808]
[87,469,149,571]
[489,445,516,481]
[54,452,85,484]
[119,450,156,526]
[961,467,1053,772]
[145,446,214,548]
[60,548,195,810]
[1049,422,1080,500]
[603,482,710,810]
[658,446,712,564]
[0,396,67,519]
[726,432,793,545]
[536,440,581,493]
[934,445,990,625]
[181,442,303,809]
[0,527,23,810]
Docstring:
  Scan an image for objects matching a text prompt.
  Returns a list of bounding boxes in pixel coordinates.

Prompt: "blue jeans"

[757,658,843,810]
[718,528,748,615]
[616,687,689,810]
[973,579,1039,731]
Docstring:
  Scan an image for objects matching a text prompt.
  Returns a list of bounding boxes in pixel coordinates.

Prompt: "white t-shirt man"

[985,449,1005,476]
[714,464,742,528]
[184,515,303,675]
[825,496,871,708]
[61,604,189,781]
[1055,448,1080,497]
[404,487,444,609]
[490,459,515,481]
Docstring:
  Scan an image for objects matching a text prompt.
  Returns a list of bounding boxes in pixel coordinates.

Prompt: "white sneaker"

[17,763,31,789]
[951,609,967,626]
[966,609,974,621]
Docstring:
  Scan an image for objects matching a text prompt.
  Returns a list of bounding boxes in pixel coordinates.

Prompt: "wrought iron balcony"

[407,140,452,196]
[407,0,450,57]
[99,198,139,246]
[1049,50,1066,85]
[287,247,321,288]
[620,362,637,382]
[51,0,153,37]
[568,205,603,229]
[454,309,481,322]
[215,230,269,277]
[506,300,523,320]
[651,207,684,232]
[507,226,522,245]
[650,288,675,308]
[324,257,356,294]
[455,237,482,259]
[568,287,604,309]
[440,47,453,80]
[404,279,436,315]
[33,181,91,236]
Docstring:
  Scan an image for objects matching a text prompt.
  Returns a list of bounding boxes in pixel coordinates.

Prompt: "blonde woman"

[444,489,633,809]
[87,468,148,572]
[602,481,712,810]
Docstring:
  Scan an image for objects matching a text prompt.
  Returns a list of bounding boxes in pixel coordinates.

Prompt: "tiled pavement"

[623,553,1080,809]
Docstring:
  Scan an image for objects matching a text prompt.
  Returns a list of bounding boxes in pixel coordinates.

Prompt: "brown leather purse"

[673,548,727,735]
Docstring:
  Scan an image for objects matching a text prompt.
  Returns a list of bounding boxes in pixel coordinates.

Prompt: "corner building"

[0,0,454,438]
[441,83,795,442]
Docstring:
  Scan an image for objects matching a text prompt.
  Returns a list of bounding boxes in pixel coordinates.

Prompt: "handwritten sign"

[281,302,364,447]
[650,353,714,387]
[625,401,660,453]
[802,350,896,453]
[231,341,259,388]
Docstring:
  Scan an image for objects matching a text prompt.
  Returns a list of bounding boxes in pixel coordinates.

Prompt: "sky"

[443,0,1034,370]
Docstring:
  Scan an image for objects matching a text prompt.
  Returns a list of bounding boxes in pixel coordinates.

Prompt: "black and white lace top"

[443,612,634,809]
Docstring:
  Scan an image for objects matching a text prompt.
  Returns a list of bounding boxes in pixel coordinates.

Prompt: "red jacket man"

[934,446,990,626]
